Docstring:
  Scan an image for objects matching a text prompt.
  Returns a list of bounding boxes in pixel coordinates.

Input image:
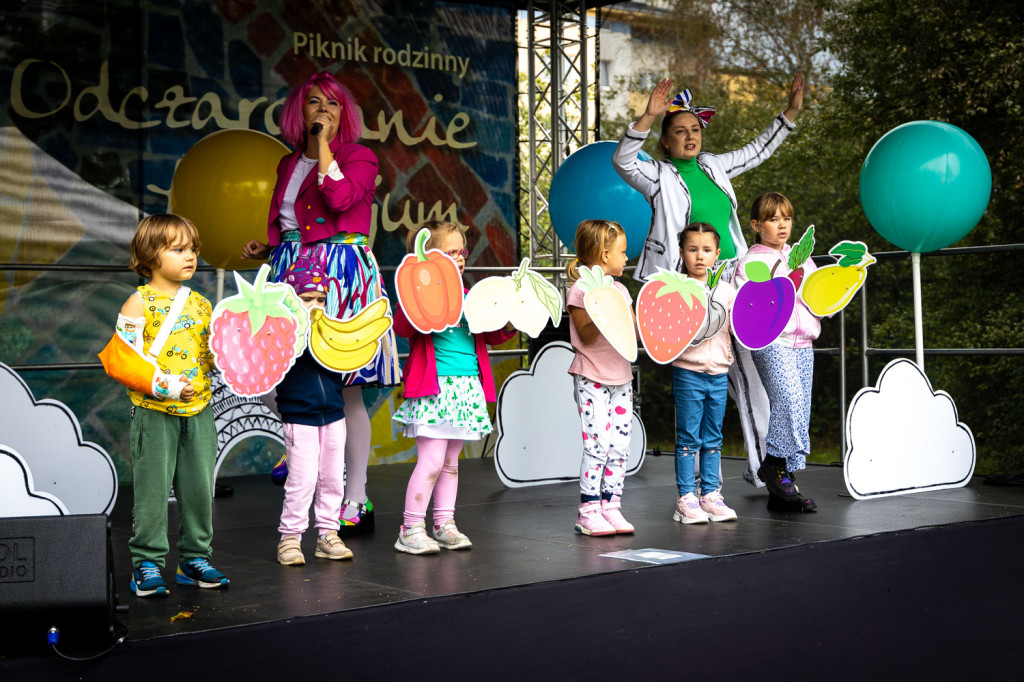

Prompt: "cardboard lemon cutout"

[578,265,637,361]
[803,241,875,316]
[464,258,563,337]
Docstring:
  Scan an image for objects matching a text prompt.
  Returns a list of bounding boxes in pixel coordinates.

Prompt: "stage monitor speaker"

[0,514,116,657]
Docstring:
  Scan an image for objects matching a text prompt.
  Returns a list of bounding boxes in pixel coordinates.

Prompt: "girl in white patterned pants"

[575,376,633,499]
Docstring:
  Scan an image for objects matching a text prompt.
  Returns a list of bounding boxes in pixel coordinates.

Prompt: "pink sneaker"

[575,501,616,536]
[699,490,737,522]
[672,493,709,524]
[601,496,635,534]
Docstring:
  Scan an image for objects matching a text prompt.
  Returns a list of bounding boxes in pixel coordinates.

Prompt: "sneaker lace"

[139,564,161,581]
[187,557,213,572]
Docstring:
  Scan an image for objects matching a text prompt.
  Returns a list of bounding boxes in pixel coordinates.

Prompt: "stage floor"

[108,454,1024,642]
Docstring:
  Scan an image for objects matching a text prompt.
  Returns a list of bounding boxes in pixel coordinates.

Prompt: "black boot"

[757,456,800,501]
[767,490,817,512]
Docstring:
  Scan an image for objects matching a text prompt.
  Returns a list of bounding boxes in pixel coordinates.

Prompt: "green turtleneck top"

[669,157,735,259]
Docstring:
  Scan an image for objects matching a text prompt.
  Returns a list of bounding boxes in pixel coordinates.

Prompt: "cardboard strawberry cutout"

[635,268,709,364]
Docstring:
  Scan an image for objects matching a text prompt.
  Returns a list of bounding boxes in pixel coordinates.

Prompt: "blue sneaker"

[176,557,230,589]
[131,561,169,598]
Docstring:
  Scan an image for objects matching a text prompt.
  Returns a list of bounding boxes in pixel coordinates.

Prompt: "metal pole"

[216,267,225,303]
[911,251,924,370]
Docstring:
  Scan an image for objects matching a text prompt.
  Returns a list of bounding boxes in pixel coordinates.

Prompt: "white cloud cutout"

[0,446,68,517]
[844,359,975,499]
[0,363,118,515]
[494,341,646,487]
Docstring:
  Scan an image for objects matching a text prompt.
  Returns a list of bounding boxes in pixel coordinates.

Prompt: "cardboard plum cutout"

[464,258,563,337]
[635,268,708,364]
[731,260,796,351]
[395,227,465,334]
[578,265,637,362]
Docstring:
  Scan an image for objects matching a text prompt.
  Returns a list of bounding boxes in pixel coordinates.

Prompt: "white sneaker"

[395,522,441,555]
[672,493,710,524]
[699,490,738,522]
[432,520,472,550]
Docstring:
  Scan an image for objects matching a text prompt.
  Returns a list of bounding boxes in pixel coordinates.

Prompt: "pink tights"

[403,436,462,529]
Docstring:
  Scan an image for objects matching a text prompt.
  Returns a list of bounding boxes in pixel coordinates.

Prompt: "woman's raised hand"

[645,78,675,118]
[633,77,674,132]
[783,71,804,123]
[242,240,270,261]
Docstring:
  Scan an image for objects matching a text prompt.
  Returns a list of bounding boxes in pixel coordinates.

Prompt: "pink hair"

[278,71,362,148]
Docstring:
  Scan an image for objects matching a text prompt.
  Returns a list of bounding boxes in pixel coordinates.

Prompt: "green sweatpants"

[128,406,217,569]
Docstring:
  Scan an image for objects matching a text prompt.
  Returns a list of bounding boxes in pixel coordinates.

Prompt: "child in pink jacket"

[391,221,516,554]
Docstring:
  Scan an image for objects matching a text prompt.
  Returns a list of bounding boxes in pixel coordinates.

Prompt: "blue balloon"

[548,141,652,260]
[859,121,991,253]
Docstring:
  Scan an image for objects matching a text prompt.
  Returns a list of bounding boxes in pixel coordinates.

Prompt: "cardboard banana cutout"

[308,298,393,373]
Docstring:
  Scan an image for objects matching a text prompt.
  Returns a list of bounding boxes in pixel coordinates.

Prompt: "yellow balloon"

[169,129,290,271]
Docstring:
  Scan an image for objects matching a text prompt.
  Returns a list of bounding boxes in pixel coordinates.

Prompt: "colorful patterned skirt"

[269,232,401,387]
[392,375,492,441]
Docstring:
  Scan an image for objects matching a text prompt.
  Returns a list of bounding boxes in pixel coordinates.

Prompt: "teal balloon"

[859,121,991,253]
[549,141,652,260]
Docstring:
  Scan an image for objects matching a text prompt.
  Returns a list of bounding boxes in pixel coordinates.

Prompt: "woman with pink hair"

[243,71,400,536]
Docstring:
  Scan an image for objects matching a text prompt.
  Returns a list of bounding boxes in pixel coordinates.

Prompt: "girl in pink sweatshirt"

[671,223,739,524]
[392,221,516,554]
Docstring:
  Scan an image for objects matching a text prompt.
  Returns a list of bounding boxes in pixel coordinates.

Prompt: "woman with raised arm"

[612,72,805,496]
[242,71,400,535]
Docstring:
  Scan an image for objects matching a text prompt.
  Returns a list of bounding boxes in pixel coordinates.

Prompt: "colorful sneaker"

[395,522,441,555]
[699,490,738,522]
[130,561,168,598]
[277,535,305,566]
[757,456,800,500]
[673,493,710,524]
[176,557,230,588]
[600,496,635,534]
[575,501,617,536]
[315,530,353,560]
[270,453,288,486]
[432,520,473,550]
[338,498,375,536]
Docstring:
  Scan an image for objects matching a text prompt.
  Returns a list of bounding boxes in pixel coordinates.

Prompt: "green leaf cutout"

[788,225,816,270]
[744,260,772,283]
[648,268,706,309]
[223,264,294,337]
[576,264,613,293]
[526,269,563,323]
[828,241,873,268]
[708,265,725,288]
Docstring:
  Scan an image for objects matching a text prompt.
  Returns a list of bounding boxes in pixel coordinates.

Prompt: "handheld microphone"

[310,123,323,136]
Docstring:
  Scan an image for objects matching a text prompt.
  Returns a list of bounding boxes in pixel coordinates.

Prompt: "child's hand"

[180,377,194,401]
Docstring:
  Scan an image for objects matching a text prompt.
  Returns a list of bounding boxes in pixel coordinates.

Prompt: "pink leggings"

[403,436,462,529]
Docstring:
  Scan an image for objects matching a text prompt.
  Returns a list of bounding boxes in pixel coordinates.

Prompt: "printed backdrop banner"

[0,0,518,482]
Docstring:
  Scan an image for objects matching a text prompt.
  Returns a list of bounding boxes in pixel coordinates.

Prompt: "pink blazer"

[267,137,378,246]
[392,292,516,402]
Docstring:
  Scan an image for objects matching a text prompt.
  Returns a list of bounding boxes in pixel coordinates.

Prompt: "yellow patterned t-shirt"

[128,284,214,416]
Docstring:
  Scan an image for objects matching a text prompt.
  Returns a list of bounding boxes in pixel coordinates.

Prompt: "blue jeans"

[672,367,728,496]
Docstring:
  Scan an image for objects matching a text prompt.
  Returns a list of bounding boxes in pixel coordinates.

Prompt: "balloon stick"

[911,252,924,370]
[216,268,225,304]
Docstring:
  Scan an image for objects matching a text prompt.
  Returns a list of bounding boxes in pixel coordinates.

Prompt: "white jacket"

[613,114,795,282]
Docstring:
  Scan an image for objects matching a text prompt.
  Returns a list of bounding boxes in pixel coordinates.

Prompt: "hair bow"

[666,88,716,128]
